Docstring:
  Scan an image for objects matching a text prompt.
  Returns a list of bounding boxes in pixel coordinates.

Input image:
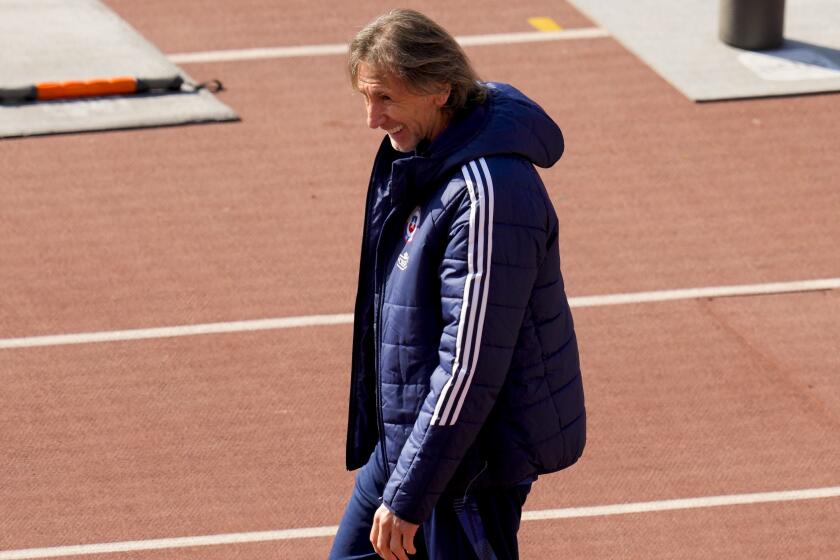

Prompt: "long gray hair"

[349,9,487,113]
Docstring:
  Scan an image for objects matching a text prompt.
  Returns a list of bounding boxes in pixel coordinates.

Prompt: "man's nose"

[366,102,384,129]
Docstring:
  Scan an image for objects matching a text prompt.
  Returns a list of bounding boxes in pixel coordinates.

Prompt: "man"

[331,9,586,560]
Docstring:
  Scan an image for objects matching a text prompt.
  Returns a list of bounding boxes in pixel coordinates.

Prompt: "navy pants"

[329,445,531,560]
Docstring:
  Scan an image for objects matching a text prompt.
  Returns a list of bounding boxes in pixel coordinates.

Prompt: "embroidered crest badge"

[404,206,421,243]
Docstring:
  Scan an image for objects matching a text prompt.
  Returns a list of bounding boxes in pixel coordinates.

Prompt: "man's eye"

[380,94,391,102]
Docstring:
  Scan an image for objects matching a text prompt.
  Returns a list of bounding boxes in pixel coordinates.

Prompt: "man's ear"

[433,84,452,108]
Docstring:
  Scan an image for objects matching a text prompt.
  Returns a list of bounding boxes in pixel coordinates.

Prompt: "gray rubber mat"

[0,0,237,138]
[567,0,840,101]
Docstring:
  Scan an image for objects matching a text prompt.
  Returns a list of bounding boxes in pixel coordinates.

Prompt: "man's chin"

[389,135,416,153]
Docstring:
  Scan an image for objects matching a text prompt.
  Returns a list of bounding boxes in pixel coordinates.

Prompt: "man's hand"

[370,503,419,560]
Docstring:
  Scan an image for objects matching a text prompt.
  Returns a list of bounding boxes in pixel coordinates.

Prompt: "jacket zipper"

[373,205,401,479]
[373,291,389,477]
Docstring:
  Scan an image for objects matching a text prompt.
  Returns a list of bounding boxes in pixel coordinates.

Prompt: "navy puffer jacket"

[346,83,586,524]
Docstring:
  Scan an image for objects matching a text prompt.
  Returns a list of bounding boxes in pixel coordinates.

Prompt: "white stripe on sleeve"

[431,158,494,426]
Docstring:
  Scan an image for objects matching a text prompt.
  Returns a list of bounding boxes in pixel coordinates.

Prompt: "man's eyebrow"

[365,81,387,90]
[362,85,393,97]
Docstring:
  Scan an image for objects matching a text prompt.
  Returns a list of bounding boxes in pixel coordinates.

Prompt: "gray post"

[719,0,786,50]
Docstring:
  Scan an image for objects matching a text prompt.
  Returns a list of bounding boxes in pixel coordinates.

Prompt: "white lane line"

[0,314,354,350]
[568,277,840,308]
[2,486,838,559]
[167,28,610,64]
[0,277,837,350]
[521,485,840,521]
[0,526,339,560]
[457,27,610,45]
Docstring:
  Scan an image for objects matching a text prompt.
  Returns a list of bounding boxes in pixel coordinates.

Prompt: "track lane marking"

[1,485,839,559]
[0,314,355,349]
[567,277,840,307]
[521,485,840,520]
[166,28,609,64]
[1,277,838,350]
[528,17,564,32]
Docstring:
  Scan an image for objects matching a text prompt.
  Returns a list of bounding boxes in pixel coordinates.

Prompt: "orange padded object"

[36,77,137,100]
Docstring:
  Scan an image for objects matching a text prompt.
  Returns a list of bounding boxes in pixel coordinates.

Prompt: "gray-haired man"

[331,10,586,560]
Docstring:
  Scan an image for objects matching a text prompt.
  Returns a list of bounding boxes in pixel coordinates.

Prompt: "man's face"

[356,63,450,153]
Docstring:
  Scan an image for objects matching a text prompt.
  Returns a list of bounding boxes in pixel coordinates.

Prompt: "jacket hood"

[384,83,564,205]
[436,82,564,170]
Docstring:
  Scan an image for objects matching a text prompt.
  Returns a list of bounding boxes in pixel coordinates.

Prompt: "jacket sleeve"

[382,157,546,523]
